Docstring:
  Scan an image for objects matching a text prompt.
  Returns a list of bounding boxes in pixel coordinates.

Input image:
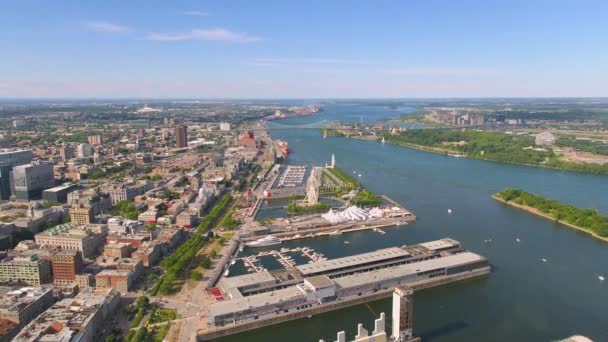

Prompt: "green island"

[384,129,608,174]
[493,188,608,241]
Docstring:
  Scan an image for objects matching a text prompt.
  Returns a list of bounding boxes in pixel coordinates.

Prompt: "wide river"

[218,103,608,342]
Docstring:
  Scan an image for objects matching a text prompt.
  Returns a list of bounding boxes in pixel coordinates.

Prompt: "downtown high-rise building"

[175,125,188,148]
[10,161,55,200]
[0,149,33,200]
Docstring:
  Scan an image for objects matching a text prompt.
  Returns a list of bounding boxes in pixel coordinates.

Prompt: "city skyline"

[1,0,608,98]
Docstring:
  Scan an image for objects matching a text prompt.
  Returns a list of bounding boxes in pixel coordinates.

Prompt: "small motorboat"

[448,208,453,214]
[344,241,350,244]
[516,238,521,243]
[541,258,548,262]
[599,276,605,281]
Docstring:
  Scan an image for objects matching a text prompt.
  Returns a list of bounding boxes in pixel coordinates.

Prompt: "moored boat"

[245,235,282,248]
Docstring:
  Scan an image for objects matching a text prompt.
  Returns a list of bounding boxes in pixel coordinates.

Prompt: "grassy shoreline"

[349,134,607,175]
[492,194,608,244]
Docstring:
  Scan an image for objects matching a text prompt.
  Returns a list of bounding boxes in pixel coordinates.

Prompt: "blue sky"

[0,0,607,98]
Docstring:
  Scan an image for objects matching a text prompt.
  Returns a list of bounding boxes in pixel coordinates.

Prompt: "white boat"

[448,208,453,214]
[358,174,362,177]
[599,276,605,281]
[541,258,548,262]
[230,260,236,265]
[381,137,386,143]
[223,269,229,277]
[516,238,521,243]
[245,235,282,248]
[344,241,350,244]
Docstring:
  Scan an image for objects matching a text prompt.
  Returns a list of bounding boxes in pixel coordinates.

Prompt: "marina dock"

[197,238,490,340]
[237,247,326,273]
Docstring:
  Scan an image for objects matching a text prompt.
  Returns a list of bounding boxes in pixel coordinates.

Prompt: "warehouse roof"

[220,271,276,290]
[418,238,460,252]
[296,247,410,275]
[333,252,484,290]
[208,286,304,318]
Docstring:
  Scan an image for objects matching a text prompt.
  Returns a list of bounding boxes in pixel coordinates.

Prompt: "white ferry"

[245,235,282,248]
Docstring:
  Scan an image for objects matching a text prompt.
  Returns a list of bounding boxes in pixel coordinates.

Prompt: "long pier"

[243,216,414,243]
[248,198,263,217]
[196,266,490,341]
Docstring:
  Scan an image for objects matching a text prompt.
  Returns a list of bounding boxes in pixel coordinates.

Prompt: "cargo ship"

[277,140,289,157]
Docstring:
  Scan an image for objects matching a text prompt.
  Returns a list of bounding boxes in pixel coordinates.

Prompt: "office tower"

[70,204,94,224]
[51,250,83,285]
[93,152,102,164]
[59,144,74,161]
[0,149,33,167]
[76,143,92,159]
[10,161,55,200]
[0,164,11,200]
[175,125,187,148]
[213,145,224,167]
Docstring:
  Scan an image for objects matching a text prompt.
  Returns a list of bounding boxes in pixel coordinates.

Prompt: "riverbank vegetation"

[325,167,360,188]
[495,188,608,238]
[321,128,345,137]
[350,190,382,207]
[555,137,608,156]
[385,129,608,174]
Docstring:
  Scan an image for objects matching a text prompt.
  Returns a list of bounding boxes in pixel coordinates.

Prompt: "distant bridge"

[263,120,340,129]
[225,119,488,132]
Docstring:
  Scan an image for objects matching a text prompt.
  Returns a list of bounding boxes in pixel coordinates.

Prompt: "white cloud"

[81,20,129,33]
[146,28,262,42]
[251,58,366,66]
[384,66,502,76]
[183,11,209,16]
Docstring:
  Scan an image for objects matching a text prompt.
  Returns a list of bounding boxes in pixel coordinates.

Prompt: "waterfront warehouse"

[206,239,488,328]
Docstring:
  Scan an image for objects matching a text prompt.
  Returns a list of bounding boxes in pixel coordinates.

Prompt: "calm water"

[217,103,608,342]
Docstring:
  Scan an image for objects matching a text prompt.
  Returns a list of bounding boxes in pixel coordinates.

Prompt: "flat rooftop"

[208,286,303,318]
[296,247,410,276]
[418,238,460,252]
[220,271,276,290]
[97,269,132,277]
[0,286,52,313]
[333,252,485,290]
[304,275,334,289]
[43,183,75,193]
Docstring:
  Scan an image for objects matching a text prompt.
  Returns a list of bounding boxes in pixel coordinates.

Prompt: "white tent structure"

[322,206,383,223]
